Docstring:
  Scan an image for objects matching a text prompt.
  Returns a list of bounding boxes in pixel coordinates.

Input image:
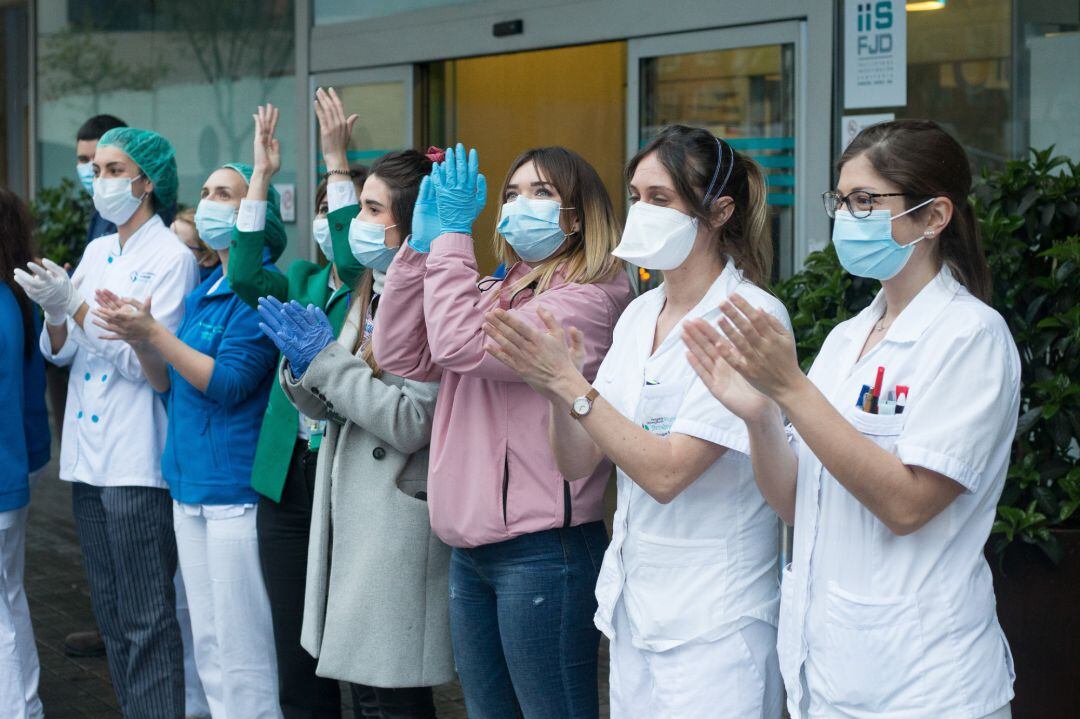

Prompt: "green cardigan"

[229,204,362,502]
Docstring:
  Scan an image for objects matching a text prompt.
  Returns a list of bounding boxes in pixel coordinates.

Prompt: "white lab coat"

[779,267,1019,719]
[40,215,199,488]
[592,260,789,717]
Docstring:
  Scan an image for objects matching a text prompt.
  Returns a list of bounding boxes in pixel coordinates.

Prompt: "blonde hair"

[492,147,624,295]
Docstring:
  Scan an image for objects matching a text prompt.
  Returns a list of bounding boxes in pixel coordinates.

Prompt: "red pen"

[870,366,885,413]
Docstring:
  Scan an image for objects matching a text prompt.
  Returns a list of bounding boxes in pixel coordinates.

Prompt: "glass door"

[628,22,806,285]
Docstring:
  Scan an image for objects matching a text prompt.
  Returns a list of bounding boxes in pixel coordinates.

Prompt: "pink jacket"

[373,233,632,548]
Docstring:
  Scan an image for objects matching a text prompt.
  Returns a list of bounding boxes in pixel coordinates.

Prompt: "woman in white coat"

[683,119,1018,719]
[483,125,787,719]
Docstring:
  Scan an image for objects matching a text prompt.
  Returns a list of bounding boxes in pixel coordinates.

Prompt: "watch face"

[573,397,591,416]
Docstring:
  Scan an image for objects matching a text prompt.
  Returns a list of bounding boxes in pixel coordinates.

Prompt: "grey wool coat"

[279,309,454,688]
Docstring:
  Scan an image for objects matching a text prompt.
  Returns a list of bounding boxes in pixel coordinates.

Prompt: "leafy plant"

[977,148,1080,564]
[773,147,1080,565]
[30,177,93,267]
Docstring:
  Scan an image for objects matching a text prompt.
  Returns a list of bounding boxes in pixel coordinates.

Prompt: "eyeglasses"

[822,190,909,219]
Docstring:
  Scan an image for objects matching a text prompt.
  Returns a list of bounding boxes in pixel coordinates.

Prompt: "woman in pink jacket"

[373,143,631,718]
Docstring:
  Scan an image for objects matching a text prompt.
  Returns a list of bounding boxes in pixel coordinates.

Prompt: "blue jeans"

[449,521,608,719]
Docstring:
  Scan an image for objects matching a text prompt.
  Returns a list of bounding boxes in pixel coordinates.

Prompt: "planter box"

[991,529,1080,717]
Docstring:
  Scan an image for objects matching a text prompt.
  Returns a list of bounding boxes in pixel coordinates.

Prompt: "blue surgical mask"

[313,217,333,262]
[92,175,146,226]
[76,162,95,195]
[496,196,572,262]
[831,198,936,280]
[348,218,398,272]
[194,199,239,250]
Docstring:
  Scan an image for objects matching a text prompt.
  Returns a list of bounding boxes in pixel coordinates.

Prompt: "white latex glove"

[13,258,84,325]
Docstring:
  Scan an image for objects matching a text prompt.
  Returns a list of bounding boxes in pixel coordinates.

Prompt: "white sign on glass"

[841,113,896,149]
[274,183,296,223]
[844,0,907,109]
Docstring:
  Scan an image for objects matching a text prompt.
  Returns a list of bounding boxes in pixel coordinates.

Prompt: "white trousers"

[608,599,783,719]
[0,507,42,719]
[176,569,211,718]
[173,503,282,719]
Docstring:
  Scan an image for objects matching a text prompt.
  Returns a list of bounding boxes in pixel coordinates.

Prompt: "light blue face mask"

[194,199,239,250]
[348,218,398,273]
[76,162,95,195]
[832,197,936,280]
[496,196,573,262]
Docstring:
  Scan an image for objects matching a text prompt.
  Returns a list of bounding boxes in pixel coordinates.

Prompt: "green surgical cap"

[98,127,178,223]
[222,162,287,263]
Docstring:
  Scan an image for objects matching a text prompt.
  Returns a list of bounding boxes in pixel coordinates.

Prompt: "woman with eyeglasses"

[683,119,1018,719]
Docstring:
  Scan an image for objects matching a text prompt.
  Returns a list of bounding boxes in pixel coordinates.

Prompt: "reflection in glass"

[639,44,796,281]
[36,0,298,259]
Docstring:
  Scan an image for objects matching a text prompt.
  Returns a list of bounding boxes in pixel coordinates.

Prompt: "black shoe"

[64,629,106,658]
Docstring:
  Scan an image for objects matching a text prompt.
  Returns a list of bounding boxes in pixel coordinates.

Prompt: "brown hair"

[0,188,38,356]
[839,119,991,302]
[494,146,624,294]
[627,125,772,286]
[349,152,431,374]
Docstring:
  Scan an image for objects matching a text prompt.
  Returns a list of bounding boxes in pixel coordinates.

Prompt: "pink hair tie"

[425,146,446,163]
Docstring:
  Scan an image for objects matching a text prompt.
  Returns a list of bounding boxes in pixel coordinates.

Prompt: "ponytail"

[940,200,991,303]
[718,154,772,287]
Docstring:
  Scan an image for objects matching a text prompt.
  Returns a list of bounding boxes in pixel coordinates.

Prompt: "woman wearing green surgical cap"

[228,103,368,717]
[13,126,200,717]
[91,158,285,718]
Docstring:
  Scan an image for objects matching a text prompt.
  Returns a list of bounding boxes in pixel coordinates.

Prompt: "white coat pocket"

[622,532,728,651]
[819,581,929,713]
[848,410,906,453]
[635,383,685,439]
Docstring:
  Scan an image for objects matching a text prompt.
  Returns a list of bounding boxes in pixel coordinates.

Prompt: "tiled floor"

[24,455,610,718]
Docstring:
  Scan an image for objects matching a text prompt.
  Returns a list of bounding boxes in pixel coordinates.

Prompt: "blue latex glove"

[408,175,439,253]
[430,142,487,235]
[257,296,335,377]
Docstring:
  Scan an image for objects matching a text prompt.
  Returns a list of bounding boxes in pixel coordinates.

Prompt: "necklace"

[873,314,892,334]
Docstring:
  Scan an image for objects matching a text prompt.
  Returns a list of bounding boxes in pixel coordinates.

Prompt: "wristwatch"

[570,388,599,420]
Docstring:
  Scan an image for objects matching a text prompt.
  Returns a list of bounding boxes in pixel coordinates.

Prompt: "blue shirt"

[160,258,281,505]
[0,285,50,512]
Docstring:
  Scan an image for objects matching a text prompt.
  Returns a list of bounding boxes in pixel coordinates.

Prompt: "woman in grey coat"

[263,146,452,718]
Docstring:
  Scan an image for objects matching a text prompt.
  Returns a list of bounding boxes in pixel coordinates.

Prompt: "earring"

[924,229,935,238]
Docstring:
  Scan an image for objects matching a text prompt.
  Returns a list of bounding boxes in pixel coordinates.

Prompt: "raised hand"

[313,87,357,174]
[430,143,488,235]
[409,175,440,253]
[252,103,282,178]
[482,307,583,400]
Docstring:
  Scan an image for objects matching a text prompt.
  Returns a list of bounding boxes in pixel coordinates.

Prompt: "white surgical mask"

[92,175,146,226]
[612,201,698,270]
[76,162,95,195]
[312,217,333,262]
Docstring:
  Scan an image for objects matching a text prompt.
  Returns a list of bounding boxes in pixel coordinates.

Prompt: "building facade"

[2,0,1077,274]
